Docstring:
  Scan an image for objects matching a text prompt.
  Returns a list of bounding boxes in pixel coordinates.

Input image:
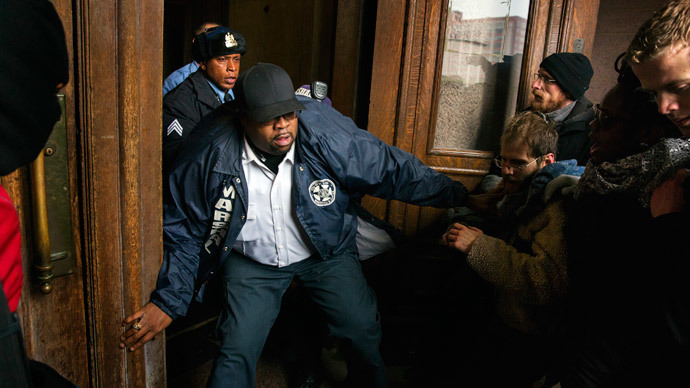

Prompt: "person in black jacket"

[530,52,594,166]
[1,1,76,386]
[557,55,688,387]
[162,26,247,174]
[626,0,690,379]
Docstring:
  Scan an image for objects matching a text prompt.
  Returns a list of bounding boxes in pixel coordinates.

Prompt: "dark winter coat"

[555,97,594,165]
[162,69,223,173]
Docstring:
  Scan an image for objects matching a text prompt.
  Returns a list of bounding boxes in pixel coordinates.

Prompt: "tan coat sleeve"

[466,199,568,306]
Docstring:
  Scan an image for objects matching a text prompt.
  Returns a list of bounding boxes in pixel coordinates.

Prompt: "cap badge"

[225,33,237,48]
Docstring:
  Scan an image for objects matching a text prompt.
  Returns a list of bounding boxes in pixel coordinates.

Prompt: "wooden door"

[364,0,600,236]
[0,0,166,386]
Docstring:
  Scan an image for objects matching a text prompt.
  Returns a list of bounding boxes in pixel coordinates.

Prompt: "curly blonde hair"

[626,0,690,64]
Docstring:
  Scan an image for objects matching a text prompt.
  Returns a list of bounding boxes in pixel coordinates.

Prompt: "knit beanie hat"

[540,53,593,100]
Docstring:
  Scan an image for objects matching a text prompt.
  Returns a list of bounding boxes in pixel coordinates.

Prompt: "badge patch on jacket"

[309,179,336,206]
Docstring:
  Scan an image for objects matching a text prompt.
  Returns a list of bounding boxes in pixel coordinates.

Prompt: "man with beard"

[476,52,593,193]
[530,52,594,165]
[443,111,584,386]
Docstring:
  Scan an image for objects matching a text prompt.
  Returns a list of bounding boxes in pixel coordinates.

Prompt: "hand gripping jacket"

[151,96,468,319]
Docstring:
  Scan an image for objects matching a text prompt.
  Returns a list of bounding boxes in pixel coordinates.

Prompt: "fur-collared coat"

[466,162,582,333]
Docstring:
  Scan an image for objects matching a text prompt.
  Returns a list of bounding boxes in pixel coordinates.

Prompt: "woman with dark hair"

[555,55,690,387]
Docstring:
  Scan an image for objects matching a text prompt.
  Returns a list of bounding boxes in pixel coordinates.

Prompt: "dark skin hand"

[120,302,172,352]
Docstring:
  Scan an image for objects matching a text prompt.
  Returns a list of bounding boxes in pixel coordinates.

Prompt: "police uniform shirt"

[232,136,315,266]
[206,78,235,103]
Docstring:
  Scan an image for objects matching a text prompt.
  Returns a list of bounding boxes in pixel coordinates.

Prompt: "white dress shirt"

[232,136,315,266]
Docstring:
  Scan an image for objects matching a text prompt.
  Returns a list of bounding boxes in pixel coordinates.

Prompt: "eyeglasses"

[494,156,540,171]
[592,104,628,127]
[534,73,557,84]
[259,111,300,127]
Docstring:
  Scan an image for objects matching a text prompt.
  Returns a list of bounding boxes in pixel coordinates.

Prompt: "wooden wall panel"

[227,0,335,90]
[588,0,666,103]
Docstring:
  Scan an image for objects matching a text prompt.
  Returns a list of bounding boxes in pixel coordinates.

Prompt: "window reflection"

[435,0,530,152]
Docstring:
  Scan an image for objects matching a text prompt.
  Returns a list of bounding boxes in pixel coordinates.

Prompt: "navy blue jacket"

[151,96,468,319]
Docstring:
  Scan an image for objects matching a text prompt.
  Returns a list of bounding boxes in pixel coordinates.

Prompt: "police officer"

[162,26,247,174]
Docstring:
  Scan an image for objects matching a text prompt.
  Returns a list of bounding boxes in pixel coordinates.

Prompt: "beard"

[530,91,564,113]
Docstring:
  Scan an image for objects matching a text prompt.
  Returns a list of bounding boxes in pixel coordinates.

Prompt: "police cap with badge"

[192,26,247,62]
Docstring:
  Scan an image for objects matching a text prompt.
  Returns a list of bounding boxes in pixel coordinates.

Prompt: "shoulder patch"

[167,119,183,137]
[309,179,336,207]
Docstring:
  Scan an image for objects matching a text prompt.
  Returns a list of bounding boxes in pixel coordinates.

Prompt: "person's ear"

[199,61,207,71]
[542,153,556,165]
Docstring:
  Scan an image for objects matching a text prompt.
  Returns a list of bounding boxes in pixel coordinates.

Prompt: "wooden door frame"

[75,0,165,386]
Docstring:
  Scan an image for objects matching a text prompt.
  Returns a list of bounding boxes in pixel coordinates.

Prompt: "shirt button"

[279,245,284,249]
[276,227,282,231]
[241,215,245,220]
[223,247,228,251]
[236,178,241,183]
[299,166,304,171]
[274,205,280,210]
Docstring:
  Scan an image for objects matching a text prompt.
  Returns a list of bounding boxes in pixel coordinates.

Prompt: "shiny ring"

[133,322,141,330]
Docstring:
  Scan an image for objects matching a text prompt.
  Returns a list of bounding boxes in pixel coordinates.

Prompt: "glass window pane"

[434,0,531,152]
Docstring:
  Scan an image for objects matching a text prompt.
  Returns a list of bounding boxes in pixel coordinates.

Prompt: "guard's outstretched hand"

[120,302,172,352]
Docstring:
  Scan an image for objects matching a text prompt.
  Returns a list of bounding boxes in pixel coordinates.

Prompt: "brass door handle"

[30,151,54,294]
[28,94,75,294]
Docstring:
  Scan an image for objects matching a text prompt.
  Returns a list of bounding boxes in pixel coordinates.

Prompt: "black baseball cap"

[235,63,306,122]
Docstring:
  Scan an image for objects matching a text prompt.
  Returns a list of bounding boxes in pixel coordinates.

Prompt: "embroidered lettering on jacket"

[204,184,235,253]
[309,179,336,206]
